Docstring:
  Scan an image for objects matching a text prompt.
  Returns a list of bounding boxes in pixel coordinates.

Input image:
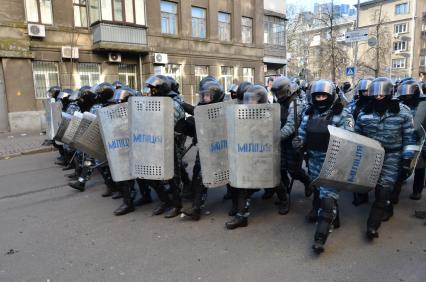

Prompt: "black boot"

[312,197,337,254]
[114,181,135,216]
[306,189,320,222]
[102,183,114,197]
[151,181,173,216]
[223,185,232,200]
[111,191,123,199]
[352,192,369,206]
[69,181,85,192]
[366,187,390,240]
[410,168,425,200]
[228,186,239,216]
[390,182,402,205]
[134,179,152,206]
[276,182,290,215]
[182,207,201,221]
[225,215,248,230]
[164,178,182,218]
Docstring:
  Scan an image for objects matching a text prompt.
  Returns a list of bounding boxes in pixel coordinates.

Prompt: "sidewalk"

[0,131,55,159]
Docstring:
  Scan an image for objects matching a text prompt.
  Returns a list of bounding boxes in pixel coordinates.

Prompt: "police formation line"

[44,75,426,254]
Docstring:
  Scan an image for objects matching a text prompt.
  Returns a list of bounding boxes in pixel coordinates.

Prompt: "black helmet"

[92,82,114,103]
[108,87,137,104]
[243,85,268,104]
[356,78,373,96]
[144,75,172,97]
[47,86,61,100]
[310,80,337,110]
[368,77,394,98]
[229,83,238,99]
[396,79,426,100]
[198,80,224,105]
[57,89,73,107]
[271,77,292,102]
[342,81,351,93]
[77,87,97,111]
[236,81,253,102]
[70,86,90,101]
[167,76,180,94]
[112,81,125,89]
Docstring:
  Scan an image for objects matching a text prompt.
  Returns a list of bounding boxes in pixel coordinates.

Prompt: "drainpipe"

[139,54,143,91]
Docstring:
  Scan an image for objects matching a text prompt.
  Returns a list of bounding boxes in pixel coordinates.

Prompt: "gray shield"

[414,101,426,131]
[409,125,426,170]
[98,103,132,182]
[62,112,83,145]
[312,125,385,193]
[54,112,72,142]
[72,112,96,144]
[227,104,281,189]
[129,97,174,180]
[195,102,230,188]
[44,100,62,140]
[75,117,107,161]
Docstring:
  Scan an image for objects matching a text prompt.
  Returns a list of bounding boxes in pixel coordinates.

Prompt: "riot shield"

[414,101,426,131]
[311,125,385,193]
[194,101,229,188]
[62,112,83,145]
[98,103,132,182]
[44,100,62,140]
[54,112,72,143]
[227,103,281,189]
[129,97,174,180]
[75,116,107,161]
[72,112,96,145]
[408,125,426,170]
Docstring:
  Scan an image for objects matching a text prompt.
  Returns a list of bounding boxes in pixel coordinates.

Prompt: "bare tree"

[357,4,391,78]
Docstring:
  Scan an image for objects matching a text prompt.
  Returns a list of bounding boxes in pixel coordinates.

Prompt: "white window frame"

[394,23,408,34]
[78,63,101,87]
[393,41,407,51]
[241,17,253,44]
[243,67,255,83]
[194,65,209,93]
[392,58,406,69]
[73,0,88,28]
[118,64,137,89]
[89,0,146,26]
[395,3,409,15]
[160,0,178,34]
[219,66,234,93]
[24,0,53,25]
[32,61,60,99]
[192,6,207,39]
[218,12,231,42]
[161,64,182,92]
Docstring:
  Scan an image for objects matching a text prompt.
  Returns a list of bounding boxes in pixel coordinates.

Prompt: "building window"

[73,0,88,27]
[395,3,409,15]
[89,0,146,25]
[161,1,178,34]
[219,66,234,93]
[218,12,231,41]
[394,23,407,34]
[392,58,406,69]
[162,64,182,92]
[25,0,53,24]
[393,41,407,51]
[32,61,59,99]
[192,7,206,39]
[118,64,137,89]
[194,66,209,93]
[241,17,253,44]
[264,16,285,46]
[78,63,100,87]
[243,68,254,83]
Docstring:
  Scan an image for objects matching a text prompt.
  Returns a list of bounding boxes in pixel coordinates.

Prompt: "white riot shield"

[44,100,62,140]
[72,112,96,150]
[227,103,281,189]
[75,117,107,161]
[98,103,132,182]
[62,112,83,145]
[129,97,174,180]
[312,125,386,193]
[409,125,426,170]
[54,112,72,142]
[195,102,229,188]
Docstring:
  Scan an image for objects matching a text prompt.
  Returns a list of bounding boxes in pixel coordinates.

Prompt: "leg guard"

[367,187,390,239]
[313,197,337,253]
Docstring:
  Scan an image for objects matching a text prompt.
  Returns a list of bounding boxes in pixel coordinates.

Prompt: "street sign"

[346,67,356,76]
[345,29,369,43]
[368,37,377,47]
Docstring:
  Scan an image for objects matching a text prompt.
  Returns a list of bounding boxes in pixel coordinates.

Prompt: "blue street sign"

[346,67,356,76]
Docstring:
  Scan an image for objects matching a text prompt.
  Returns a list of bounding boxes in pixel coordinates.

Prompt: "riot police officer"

[355,77,415,240]
[182,78,225,220]
[293,80,354,254]
[394,79,426,201]
[144,75,185,218]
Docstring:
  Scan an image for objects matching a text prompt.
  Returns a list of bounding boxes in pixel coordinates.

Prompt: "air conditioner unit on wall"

[28,23,46,38]
[154,53,168,65]
[108,53,122,63]
[61,46,79,59]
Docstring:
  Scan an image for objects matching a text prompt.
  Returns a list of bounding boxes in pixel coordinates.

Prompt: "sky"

[286,0,360,12]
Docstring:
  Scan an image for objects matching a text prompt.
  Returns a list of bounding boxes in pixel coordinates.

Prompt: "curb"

[0,146,56,160]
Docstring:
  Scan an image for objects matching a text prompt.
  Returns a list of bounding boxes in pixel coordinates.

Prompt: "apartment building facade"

[0,0,285,132]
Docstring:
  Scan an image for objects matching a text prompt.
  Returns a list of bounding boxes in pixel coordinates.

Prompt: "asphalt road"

[0,151,425,282]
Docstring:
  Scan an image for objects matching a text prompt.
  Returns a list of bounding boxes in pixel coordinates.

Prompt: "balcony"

[91,23,148,52]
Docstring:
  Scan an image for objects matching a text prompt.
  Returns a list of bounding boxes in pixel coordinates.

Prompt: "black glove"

[399,158,413,180]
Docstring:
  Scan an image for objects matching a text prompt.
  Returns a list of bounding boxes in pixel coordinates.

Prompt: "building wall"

[0,0,270,132]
